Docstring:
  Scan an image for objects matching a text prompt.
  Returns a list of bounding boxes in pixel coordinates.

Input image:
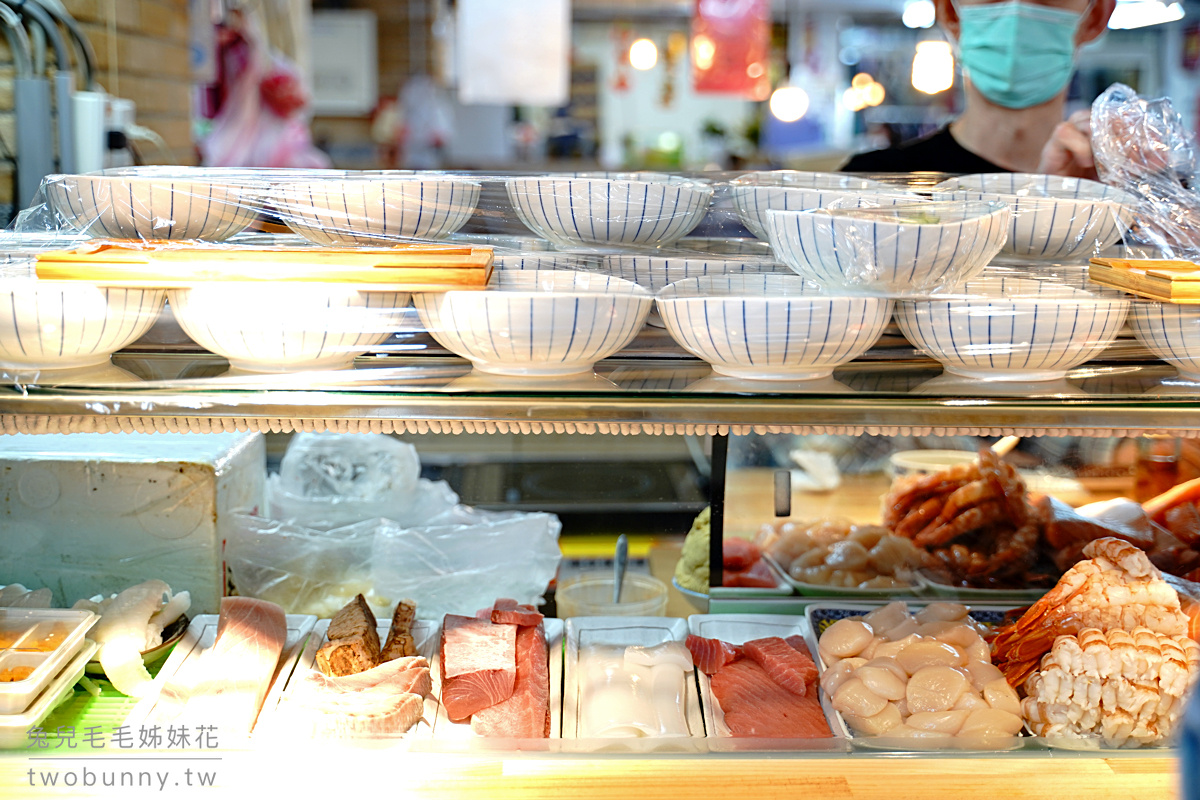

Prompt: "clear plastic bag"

[1091,82,1200,258]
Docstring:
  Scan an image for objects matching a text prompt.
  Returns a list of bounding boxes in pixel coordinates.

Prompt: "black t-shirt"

[841,126,1007,174]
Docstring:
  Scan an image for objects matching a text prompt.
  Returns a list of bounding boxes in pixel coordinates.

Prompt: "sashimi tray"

[686,614,845,752]
[258,617,440,741]
[764,554,928,599]
[429,618,563,742]
[122,613,317,738]
[563,617,705,752]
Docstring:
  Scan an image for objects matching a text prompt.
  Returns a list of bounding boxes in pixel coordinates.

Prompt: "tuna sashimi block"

[470,622,550,738]
[710,658,831,739]
[490,598,544,627]
[742,637,819,697]
[440,614,517,721]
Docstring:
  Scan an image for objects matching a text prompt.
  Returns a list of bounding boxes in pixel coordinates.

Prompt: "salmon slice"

[440,614,517,721]
[723,561,779,588]
[710,659,831,738]
[470,622,550,737]
[742,636,818,696]
[783,635,814,661]
[723,538,762,571]
[155,597,288,734]
[685,634,742,675]
[490,598,544,627]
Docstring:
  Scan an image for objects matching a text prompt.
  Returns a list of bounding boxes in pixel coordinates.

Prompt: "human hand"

[1037,110,1096,179]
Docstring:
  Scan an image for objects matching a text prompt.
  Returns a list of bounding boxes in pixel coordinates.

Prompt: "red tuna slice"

[723,538,762,571]
[685,634,742,675]
[490,598,545,627]
[783,635,814,662]
[440,615,517,721]
[710,659,831,739]
[471,622,550,738]
[722,560,778,588]
[742,637,818,696]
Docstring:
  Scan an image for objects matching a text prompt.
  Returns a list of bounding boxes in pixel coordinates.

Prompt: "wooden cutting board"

[34,242,494,291]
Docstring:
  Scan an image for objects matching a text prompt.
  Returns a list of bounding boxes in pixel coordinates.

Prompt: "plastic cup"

[888,449,978,478]
[555,571,668,617]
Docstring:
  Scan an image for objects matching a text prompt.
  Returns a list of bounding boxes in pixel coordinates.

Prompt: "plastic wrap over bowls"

[729,170,921,242]
[935,173,1138,260]
[895,276,1131,381]
[0,281,165,370]
[270,176,482,245]
[656,274,894,380]
[765,201,1010,294]
[1129,303,1200,381]
[601,253,786,293]
[168,284,409,372]
[505,173,714,250]
[44,173,260,241]
[413,270,653,376]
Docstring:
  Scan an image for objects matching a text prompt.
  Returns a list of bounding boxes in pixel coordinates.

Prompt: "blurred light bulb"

[693,34,716,70]
[912,40,954,94]
[747,61,765,78]
[770,86,810,122]
[851,72,873,90]
[842,87,866,112]
[630,38,658,70]
[903,0,937,28]
[865,82,886,106]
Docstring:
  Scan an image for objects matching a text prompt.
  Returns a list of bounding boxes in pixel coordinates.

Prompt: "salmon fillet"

[710,659,831,738]
[685,634,742,675]
[490,598,544,627]
[742,637,818,696]
[440,614,517,721]
[470,622,550,738]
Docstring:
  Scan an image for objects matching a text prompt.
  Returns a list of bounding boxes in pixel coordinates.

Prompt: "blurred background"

[0,0,1195,222]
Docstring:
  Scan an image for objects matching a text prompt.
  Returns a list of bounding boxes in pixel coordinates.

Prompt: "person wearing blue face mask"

[841,0,1116,176]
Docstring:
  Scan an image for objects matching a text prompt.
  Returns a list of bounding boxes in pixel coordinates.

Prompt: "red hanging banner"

[691,0,771,99]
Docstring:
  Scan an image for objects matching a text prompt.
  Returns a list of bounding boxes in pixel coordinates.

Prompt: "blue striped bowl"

[45,173,259,241]
[765,201,1010,294]
[505,174,714,249]
[655,274,893,381]
[934,174,1138,260]
[730,170,920,242]
[1129,303,1200,381]
[270,177,482,245]
[0,281,165,369]
[413,270,653,376]
[169,285,410,372]
[601,254,787,293]
[895,276,1131,380]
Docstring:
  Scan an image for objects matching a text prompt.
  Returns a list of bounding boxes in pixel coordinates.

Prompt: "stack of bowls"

[934,173,1139,260]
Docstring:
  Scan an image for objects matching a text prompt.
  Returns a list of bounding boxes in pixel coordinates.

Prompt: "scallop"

[856,665,907,701]
[952,692,989,711]
[965,660,1006,691]
[832,677,888,718]
[906,665,969,713]
[915,602,970,623]
[966,639,992,664]
[885,724,953,739]
[820,658,865,695]
[862,601,909,633]
[879,617,920,642]
[872,633,924,660]
[825,540,871,571]
[896,640,966,674]
[983,677,1022,716]
[862,657,907,681]
[848,524,886,549]
[958,708,1024,737]
[819,619,875,659]
[843,702,903,736]
[906,709,970,735]
[919,622,983,649]
[857,639,879,660]
[794,547,829,569]
[791,564,834,585]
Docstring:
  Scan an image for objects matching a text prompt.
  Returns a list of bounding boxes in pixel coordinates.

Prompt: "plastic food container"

[0,640,97,748]
[555,571,668,617]
[0,608,98,714]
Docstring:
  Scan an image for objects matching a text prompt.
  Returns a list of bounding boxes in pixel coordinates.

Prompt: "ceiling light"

[770,86,810,122]
[903,0,936,29]
[630,38,658,70]
[912,40,954,94]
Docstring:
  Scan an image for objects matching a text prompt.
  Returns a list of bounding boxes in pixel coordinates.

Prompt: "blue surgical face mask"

[956,0,1085,109]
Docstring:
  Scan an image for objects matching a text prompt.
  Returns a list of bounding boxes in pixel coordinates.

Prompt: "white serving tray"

[804,600,1026,752]
[262,617,440,740]
[123,612,316,738]
[0,641,97,749]
[563,616,704,748]
[686,613,823,740]
[430,618,563,741]
[0,608,97,715]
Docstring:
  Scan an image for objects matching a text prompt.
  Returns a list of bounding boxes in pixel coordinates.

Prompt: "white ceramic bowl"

[44,173,259,241]
[414,270,652,376]
[270,177,482,245]
[168,284,410,372]
[895,276,1131,380]
[765,201,1010,294]
[601,254,786,293]
[505,173,714,249]
[934,173,1138,260]
[730,170,921,242]
[656,274,894,380]
[1129,302,1200,381]
[0,281,165,370]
